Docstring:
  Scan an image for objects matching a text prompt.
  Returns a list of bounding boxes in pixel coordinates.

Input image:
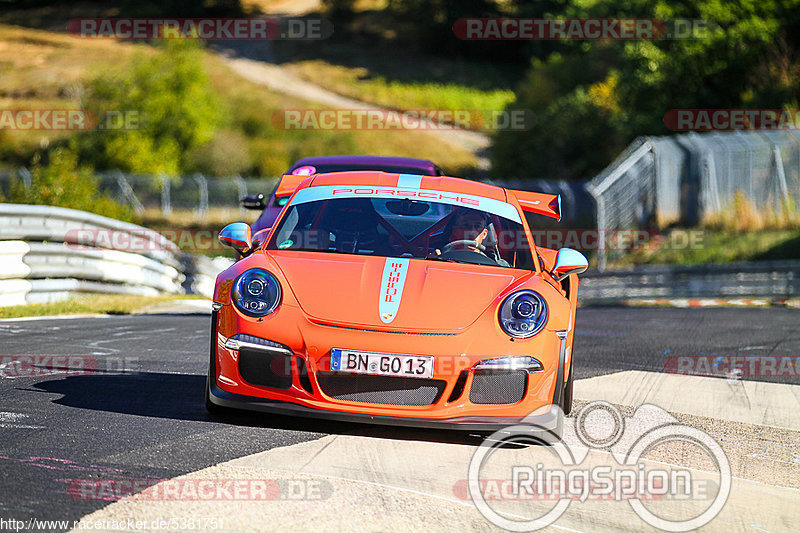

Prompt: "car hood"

[270,252,526,332]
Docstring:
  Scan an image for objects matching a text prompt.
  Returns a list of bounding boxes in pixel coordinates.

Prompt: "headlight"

[232,269,282,317]
[498,290,547,338]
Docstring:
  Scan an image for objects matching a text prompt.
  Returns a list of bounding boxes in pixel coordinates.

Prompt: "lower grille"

[238,348,293,389]
[469,370,527,404]
[316,372,446,406]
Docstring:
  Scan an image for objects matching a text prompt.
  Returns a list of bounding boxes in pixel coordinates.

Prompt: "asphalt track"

[0,308,798,530]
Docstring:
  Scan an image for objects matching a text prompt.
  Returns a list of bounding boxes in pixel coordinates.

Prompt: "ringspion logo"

[468,402,731,531]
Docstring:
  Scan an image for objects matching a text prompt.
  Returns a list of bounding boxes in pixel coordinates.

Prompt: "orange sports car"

[207,171,588,432]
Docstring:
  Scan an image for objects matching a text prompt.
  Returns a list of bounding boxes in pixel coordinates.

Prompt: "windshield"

[267,188,535,269]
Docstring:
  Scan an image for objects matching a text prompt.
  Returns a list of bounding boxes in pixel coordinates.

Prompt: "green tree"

[73,39,222,175]
[491,0,800,180]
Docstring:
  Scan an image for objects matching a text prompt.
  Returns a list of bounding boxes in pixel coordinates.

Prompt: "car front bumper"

[209,305,569,429]
[208,380,562,432]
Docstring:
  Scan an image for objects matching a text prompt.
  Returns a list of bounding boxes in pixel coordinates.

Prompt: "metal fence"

[0,169,280,221]
[0,170,592,225]
[587,131,800,270]
[94,172,280,220]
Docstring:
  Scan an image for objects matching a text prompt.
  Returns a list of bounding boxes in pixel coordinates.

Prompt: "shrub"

[4,148,136,222]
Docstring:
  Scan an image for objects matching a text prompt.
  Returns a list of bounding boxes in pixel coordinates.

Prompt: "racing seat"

[318,199,385,254]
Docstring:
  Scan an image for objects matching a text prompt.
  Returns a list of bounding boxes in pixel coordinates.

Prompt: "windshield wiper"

[423,255,474,265]
[276,247,367,255]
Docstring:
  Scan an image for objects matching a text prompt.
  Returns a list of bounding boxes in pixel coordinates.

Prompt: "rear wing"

[508,190,561,221]
[275,174,311,198]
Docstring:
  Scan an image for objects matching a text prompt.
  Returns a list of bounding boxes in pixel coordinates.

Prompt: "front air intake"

[316,372,446,406]
[238,348,293,389]
[469,370,527,404]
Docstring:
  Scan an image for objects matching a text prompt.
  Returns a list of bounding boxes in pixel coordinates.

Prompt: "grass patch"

[612,228,800,266]
[703,191,800,232]
[0,294,205,319]
[282,60,516,117]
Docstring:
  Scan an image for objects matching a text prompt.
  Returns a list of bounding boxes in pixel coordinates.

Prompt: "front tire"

[205,366,224,415]
[205,311,227,416]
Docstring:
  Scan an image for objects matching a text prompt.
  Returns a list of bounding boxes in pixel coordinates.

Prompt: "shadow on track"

[32,371,489,446]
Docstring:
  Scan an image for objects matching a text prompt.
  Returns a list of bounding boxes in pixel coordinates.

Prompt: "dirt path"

[216,1,492,169]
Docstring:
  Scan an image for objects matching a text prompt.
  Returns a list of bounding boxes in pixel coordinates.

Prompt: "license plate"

[330,349,434,379]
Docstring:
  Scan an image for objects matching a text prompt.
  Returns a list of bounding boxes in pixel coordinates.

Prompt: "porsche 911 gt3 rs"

[207,171,587,432]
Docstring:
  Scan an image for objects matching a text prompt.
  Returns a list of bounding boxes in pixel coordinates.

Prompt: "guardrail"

[578,260,800,304]
[0,204,231,306]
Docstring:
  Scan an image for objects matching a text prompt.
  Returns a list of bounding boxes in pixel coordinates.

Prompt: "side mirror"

[552,248,588,282]
[240,194,266,210]
[219,222,253,255]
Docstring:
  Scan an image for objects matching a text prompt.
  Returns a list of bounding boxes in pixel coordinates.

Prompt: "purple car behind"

[244,155,444,233]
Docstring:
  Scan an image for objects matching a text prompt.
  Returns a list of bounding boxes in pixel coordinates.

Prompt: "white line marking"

[0,314,112,323]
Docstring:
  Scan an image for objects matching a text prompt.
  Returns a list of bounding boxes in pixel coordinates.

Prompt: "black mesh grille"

[238,348,293,389]
[316,372,445,406]
[469,370,527,404]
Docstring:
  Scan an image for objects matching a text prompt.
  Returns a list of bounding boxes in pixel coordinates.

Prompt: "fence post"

[597,197,607,272]
[193,174,209,222]
[772,144,790,211]
[18,167,32,188]
[114,170,144,216]
[233,175,247,214]
[159,173,172,217]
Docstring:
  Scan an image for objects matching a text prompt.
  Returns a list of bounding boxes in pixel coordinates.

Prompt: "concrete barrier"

[0,204,232,305]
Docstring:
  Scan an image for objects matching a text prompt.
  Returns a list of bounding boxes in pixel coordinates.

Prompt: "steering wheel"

[441,239,486,254]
